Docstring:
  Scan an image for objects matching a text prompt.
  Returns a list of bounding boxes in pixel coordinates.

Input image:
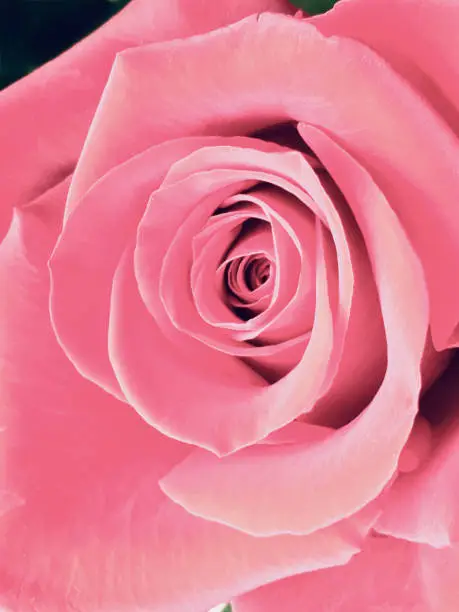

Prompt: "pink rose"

[1,0,459,609]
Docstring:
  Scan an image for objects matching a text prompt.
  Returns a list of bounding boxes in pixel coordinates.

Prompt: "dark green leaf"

[289,0,340,15]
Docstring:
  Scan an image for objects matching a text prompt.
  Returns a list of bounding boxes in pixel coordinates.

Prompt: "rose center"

[244,256,271,291]
[225,254,272,301]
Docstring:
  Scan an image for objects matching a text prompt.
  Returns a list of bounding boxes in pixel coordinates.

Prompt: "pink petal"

[311,0,459,136]
[110,246,269,454]
[64,2,295,214]
[397,416,433,475]
[376,357,459,548]
[156,181,313,354]
[155,141,350,375]
[160,191,279,347]
[49,136,230,399]
[87,11,459,350]
[242,340,309,384]
[232,536,427,612]
[147,497,372,612]
[223,188,316,345]
[193,232,274,329]
[312,0,459,349]
[192,213,274,327]
[0,182,183,608]
[0,182,364,612]
[110,219,334,455]
[0,490,24,519]
[0,0,292,210]
[299,167,385,428]
[191,206,271,327]
[419,543,459,611]
[160,128,428,536]
[52,139,337,456]
[129,65,384,427]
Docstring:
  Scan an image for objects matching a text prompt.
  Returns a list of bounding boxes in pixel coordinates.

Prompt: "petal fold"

[377,357,459,548]
[232,536,427,612]
[160,127,428,536]
[0,179,366,612]
[0,0,292,209]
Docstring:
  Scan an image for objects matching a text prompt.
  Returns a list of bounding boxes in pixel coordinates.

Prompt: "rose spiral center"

[244,256,271,290]
[226,254,272,297]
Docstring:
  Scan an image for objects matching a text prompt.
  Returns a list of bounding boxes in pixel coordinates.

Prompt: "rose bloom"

[1,0,459,609]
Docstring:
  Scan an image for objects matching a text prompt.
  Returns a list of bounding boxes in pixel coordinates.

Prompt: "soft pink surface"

[0,184,377,612]
[376,358,459,548]
[232,536,454,612]
[2,0,459,610]
[311,0,459,350]
[233,538,459,611]
[0,0,293,211]
[160,126,427,535]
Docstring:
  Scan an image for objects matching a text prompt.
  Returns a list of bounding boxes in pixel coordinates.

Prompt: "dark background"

[0,0,339,91]
[0,0,131,90]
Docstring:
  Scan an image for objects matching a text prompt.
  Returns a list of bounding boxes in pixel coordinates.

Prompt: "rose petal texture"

[50,9,452,456]
[0,0,293,210]
[232,536,459,612]
[0,184,381,612]
[311,0,459,350]
[2,2,459,611]
[50,132,386,455]
[61,8,459,356]
[160,126,428,535]
[47,7,451,541]
[375,355,459,549]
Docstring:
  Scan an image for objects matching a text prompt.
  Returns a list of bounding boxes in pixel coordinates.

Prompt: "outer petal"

[160,127,428,536]
[232,536,428,612]
[77,11,459,348]
[51,136,336,456]
[376,356,459,548]
[144,141,384,428]
[419,543,459,612]
[0,182,366,612]
[0,0,293,210]
[49,136,230,399]
[110,222,335,455]
[311,0,459,349]
[159,186,313,349]
[311,0,459,135]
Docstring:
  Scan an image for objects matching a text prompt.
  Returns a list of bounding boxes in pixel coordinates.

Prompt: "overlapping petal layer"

[0,0,293,210]
[3,3,459,612]
[50,137,227,399]
[0,186,378,612]
[73,11,459,354]
[233,537,459,612]
[376,357,459,548]
[232,536,427,612]
[52,130,382,454]
[160,127,428,536]
[311,0,459,349]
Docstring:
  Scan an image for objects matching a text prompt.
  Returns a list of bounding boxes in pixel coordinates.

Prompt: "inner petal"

[243,254,271,291]
[226,254,272,298]
[137,153,329,387]
[224,186,317,345]
[193,212,275,329]
[248,256,271,288]
[132,147,342,453]
[225,253,275,321]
